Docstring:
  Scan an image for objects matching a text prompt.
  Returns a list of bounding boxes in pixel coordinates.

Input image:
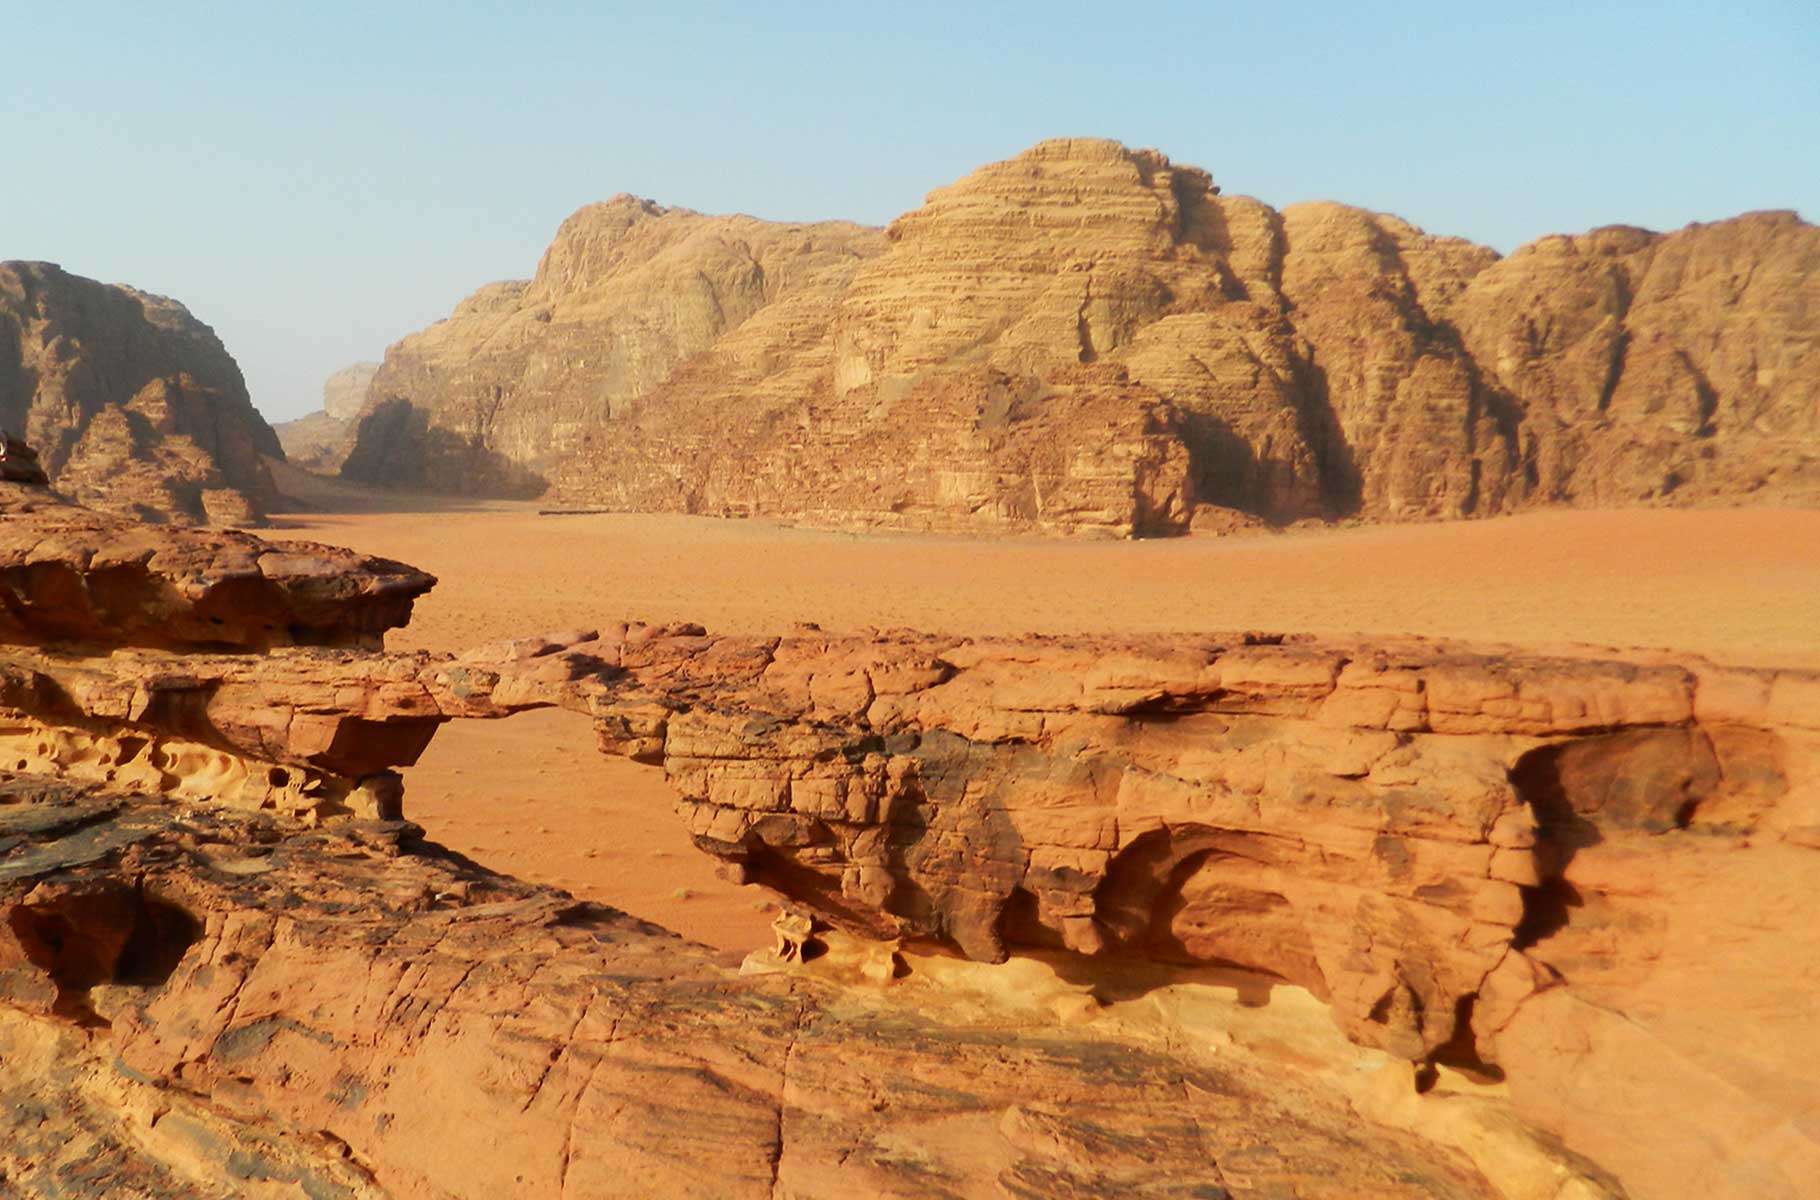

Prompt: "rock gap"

[397,707,773,950]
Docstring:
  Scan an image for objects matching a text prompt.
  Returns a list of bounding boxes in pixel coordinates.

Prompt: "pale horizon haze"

[4,0,1816,425]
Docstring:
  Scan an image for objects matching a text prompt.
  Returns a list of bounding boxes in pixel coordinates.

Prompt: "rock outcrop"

[0,261,285,524]
[0,480,433,651]
[273,361,379,472]
[0,789,1516,1200]
[2,483,1815,1199]
[340,138,1819,535]
[425,624,1820,1200]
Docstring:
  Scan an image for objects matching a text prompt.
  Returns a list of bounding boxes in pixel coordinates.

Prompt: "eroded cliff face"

[338,200,885,496]
[341,138,1819,535]
[0,262,284,525]
[2,485,1816,1199]
[1449,212,1820,506]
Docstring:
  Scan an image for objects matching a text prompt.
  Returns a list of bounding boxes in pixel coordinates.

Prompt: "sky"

[4,1,1816,423]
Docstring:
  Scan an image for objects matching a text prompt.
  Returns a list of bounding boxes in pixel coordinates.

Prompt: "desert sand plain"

[269,498,1820,954]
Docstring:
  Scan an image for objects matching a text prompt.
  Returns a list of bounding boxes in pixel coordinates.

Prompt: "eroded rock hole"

[1508,740,1602,950]
[1094,827,1326,996]
[1000,886,1065,951]
[7,885,201,1019]
[116,895,203,984]
[1512,877,1582,950]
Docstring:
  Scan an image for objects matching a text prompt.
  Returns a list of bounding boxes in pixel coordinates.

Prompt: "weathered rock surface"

[0,481,433,651]
[341,139,1819,535]
[5,610,1814,1197]
[0,261,284,524]
[2,492,1815,1199]
[420,624,1820,1200]
[0,788,1517,1200]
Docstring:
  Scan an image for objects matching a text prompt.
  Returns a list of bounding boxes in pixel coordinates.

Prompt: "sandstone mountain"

[273,359,378,472]
[0,261,284,524]
[339,138,1819,535]
[339,199,885,494]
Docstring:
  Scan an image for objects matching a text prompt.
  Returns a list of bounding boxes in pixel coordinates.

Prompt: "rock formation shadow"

[341,397,548,498]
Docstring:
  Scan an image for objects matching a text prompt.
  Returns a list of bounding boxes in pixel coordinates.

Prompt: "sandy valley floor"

[270,500,1820,952]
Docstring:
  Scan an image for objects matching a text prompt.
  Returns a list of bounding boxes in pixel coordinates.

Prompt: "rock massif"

[2,484,1816,1199]
[274,361,379,473]
[0,262,284,524]
[339,138,1819,535]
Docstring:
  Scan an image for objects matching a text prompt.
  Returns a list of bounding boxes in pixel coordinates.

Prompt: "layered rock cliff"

[0,262,285,524]
[341,138,1819,535]
[2,485,1816,1199]
[274,360,379,472]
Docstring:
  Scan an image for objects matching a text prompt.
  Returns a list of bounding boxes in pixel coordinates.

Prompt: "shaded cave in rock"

[7,883,201,1020]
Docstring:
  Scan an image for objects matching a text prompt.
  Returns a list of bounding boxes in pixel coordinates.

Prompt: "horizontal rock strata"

[340,138,1819,535]
[4,617,1814,1198]
[0,262,285,524]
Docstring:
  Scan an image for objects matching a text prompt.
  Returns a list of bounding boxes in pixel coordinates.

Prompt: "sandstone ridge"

[0,262,285,524]
[2,485,1816,1198]
[339,139,1819,535]
[0,478,433,651]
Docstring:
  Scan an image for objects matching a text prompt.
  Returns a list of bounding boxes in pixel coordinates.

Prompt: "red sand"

[270,504,1820,950]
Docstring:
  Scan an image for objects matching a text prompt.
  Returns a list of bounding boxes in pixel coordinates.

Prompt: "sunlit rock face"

[0,477,434,652]
[338,198,888,500]
[1,484,1815,1199]
[341,139,1818,535]
[0,261,284,524]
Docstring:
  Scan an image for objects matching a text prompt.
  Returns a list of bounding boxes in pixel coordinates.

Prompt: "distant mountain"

[0,261,283,524]
[338,139,1820,536]
[274,360,379,472]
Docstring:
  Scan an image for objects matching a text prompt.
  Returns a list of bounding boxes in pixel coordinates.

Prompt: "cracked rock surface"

[0,789,1507,1199]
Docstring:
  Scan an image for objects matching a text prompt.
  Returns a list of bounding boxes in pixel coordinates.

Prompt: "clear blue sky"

[5,1,1815,422]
